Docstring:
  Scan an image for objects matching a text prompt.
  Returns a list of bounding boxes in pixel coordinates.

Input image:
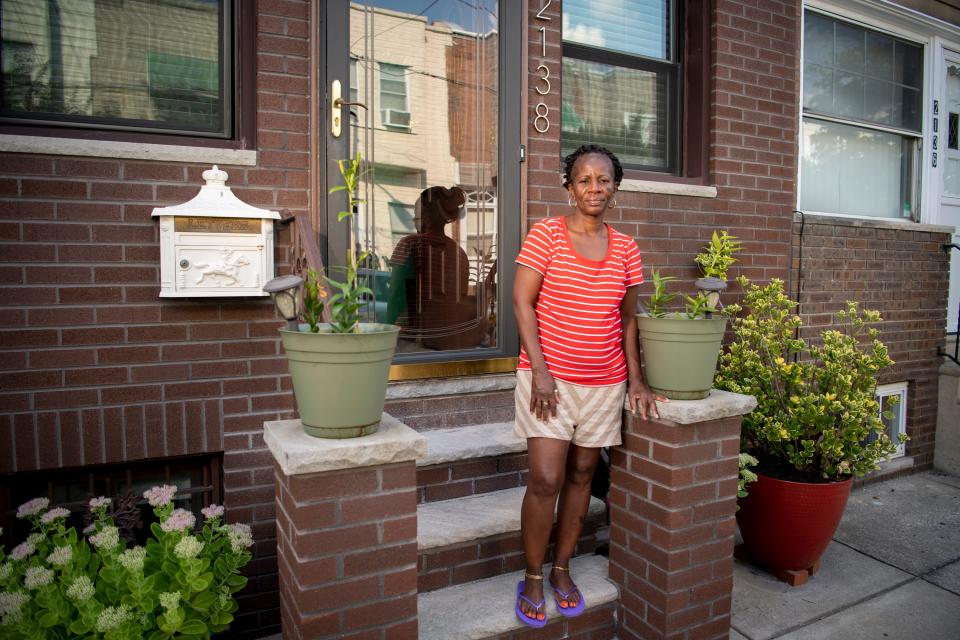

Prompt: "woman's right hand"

[530,369,560,422]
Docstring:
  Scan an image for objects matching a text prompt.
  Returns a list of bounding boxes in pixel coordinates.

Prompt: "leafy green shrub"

[0,486,253,638]
[715,277,905,481]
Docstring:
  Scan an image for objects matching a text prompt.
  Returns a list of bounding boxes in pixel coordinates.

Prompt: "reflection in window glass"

[875,383,907,458]
[379,63,409,128]
[801,11,923,221]
[562,0,670,60]
[0,0,226,134]
[802,12,922,132]
[389,202,415,242]
[350,1,499,353]
[950,112,959,151]
[800,119,916,218]
[562,57,668,169]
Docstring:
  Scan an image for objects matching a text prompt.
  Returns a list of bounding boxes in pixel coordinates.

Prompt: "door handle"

[331,80,368,138]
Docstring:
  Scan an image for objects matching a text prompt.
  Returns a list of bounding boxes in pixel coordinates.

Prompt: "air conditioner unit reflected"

[382,109,411,129]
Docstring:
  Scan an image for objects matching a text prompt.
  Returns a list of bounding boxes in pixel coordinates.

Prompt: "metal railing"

[942,243,960,366]
[279,211,332,323]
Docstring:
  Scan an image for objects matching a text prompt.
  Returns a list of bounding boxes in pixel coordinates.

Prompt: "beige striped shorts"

[513,369,625,448]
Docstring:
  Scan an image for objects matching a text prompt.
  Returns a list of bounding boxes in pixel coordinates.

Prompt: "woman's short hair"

[561,144,623,188]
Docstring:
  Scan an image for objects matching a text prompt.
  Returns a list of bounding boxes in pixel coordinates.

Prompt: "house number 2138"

[534,1,551,133]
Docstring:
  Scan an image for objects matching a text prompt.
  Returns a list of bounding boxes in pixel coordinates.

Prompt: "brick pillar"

[265,414,427,639]
[609,390,756,640]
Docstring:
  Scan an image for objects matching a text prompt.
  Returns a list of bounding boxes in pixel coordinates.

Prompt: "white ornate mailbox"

[152,166,280,297]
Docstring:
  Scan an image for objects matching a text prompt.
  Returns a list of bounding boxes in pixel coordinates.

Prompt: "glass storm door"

[322,1,519,365]
[942,51,960,332]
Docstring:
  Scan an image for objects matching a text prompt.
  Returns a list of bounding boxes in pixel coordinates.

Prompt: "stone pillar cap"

[625,389,756,425]
[265,413,427,476]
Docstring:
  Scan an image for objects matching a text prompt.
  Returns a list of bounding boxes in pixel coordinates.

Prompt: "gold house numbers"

[534,1,552,133]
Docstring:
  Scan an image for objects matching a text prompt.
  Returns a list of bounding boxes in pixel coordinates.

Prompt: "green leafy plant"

[0,486,253,638]
[299,152,374,334]
[714,277,906,482]
[682,293,717,320]
[642,231,742,320]
[695,230,742,280]
[738,452,759,508]
[645,271,678,318]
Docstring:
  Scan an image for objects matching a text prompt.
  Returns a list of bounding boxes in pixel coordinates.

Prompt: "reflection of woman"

[388,186,489,350]
[512,145,664,627]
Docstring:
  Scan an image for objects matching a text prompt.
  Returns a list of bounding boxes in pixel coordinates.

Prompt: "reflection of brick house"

[448,28,499,297]
[0,1,958,638]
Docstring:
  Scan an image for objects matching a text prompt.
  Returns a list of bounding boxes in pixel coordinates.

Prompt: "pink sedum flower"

[201,504,224,520]
[161,508,196,533]
[89,526,120,551]
[89,496,111,510]
[10,542,35,561]
[40,508,70,525]
[143,485,177,507]
[46,546,72,567]
[16,498,49,520]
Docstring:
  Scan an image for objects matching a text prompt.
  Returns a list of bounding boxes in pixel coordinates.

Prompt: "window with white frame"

[875,382,908,458]
[800,11,923,220]
[379,62,410,129]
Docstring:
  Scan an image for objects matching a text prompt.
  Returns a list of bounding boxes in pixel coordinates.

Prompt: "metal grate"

[0,454,222,548]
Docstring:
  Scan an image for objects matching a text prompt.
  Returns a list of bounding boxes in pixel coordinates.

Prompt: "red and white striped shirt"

[516,216,644,386]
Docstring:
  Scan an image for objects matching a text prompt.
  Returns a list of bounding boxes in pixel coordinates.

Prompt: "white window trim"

[0,134,257,165]
[792,210,955,234]
[799,1,960,225]
[618,179,717,198]
[876,381,908,458]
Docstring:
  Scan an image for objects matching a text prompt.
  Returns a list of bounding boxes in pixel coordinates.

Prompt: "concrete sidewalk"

[731,471,960,640]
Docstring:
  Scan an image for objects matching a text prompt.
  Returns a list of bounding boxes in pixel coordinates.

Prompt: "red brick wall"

[0,1,314,635]
[275,461,419,639]
[790,217,952,470]
[525,0,800,295]
[609,412,742,640]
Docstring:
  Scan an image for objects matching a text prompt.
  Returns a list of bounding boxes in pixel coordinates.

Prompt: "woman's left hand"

[627,379,667,420]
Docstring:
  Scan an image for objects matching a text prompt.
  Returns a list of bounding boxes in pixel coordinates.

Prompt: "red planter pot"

[736,472,853,572]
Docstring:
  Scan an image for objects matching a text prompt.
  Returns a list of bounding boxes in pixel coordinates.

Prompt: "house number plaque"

[175,217,262,234]
[533,1,552,133]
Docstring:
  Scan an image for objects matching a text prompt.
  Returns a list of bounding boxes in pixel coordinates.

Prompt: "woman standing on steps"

[512,144,664,628]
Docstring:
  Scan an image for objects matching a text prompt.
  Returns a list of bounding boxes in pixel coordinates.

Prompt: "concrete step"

[418,422,525,467]
[418,554,618,639]
[418,486,605,551]
[417,486,607,592]
[416,422,529,503]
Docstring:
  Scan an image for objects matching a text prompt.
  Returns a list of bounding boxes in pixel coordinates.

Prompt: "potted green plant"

[271,153,400,439]
[636,231,741,399]
[714,277,905,580]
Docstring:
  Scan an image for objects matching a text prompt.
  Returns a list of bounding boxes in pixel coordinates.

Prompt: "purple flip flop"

[550,581,586,617]
[515,580,547,628]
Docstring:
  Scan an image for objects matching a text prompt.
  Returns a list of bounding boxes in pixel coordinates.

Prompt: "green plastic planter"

[636,315,727,400]
[279,323,400,438]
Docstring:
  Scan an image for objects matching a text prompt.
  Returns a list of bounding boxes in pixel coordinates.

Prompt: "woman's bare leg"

[550,443,601,608]
[519,437,570,619]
